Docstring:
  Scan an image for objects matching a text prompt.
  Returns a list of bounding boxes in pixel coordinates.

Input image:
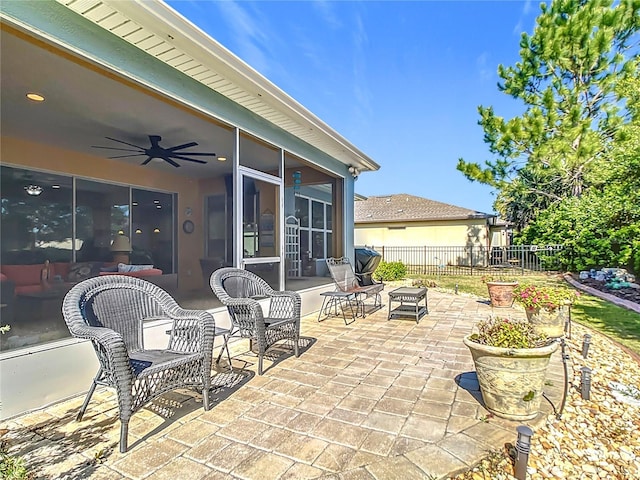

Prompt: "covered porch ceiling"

[1,27,245,179]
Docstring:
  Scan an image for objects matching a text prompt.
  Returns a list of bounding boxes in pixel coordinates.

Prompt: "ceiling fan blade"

[167,142,198,152]
[163,156,181,168]
[169,154,208,164]
[92,146,142,153]
[168,152,217,156]
[105,136,146,149]
[108,154,146,159]
[141,156,154,165]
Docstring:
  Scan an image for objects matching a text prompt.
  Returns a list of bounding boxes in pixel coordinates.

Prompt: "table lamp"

[111,235,131,265]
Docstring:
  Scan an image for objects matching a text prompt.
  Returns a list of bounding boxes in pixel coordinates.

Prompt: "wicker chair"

[62,275,215,453]
[326,257,384,314]
[210,267,301,375]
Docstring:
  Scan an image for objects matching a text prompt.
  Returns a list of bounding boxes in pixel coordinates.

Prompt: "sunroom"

[0,0,378,419]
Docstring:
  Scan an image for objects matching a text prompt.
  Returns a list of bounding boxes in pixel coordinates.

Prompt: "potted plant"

[482,275,519,308]
[513,284,579,337]
[463,317,559,420]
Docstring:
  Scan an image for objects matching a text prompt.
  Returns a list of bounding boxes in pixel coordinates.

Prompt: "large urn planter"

[524,304,569,338]
[463,335,559,420]
[486,281,518,308]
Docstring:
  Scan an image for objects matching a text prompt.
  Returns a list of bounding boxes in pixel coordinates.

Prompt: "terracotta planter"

[525,304,569,338]
[486,281,518,308]
[463,335,559,420]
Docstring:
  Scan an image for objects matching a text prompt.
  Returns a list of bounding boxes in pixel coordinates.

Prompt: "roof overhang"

[50,0,379,173]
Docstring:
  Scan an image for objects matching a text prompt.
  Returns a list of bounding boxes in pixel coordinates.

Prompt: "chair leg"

[202,379,211,411]
[77,368,102,421]
[119,419,129,453]
[258,354,264,376]
[216,334,233,368]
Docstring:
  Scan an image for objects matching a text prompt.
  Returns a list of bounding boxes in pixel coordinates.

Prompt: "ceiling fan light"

[25,184,43,196]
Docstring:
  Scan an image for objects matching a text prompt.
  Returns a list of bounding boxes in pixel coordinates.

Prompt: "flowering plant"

[468,316,549,349]
[513,284,579,311]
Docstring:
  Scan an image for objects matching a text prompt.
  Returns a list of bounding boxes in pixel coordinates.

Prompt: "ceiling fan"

[92,135,216,168]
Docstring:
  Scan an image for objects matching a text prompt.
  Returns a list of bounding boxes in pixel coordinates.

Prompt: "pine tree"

[457,0,640,230]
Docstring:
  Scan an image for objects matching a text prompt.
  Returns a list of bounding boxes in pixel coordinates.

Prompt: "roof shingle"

[355,194,490,223]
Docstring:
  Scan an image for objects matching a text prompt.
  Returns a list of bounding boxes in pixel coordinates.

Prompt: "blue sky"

[167,0,538,214]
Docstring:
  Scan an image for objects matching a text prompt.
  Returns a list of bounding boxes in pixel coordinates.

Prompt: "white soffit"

[55,0,379,172]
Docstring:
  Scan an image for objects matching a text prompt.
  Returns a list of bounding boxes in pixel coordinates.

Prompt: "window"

[132,189,174,273]
[296,194,332,260]
[76,179,130,263]
[0,165,176,352]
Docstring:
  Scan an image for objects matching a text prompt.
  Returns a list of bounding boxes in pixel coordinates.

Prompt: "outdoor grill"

[354,247,382,286]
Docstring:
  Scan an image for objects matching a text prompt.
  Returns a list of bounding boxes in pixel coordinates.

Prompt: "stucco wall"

[355,219,489,248]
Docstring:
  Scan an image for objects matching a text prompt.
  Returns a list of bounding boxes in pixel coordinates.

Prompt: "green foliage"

[469,317,549,349]
[0,442,31,480]
[373,260,407,281]
[457,0,640,231]
[513,284,580,310]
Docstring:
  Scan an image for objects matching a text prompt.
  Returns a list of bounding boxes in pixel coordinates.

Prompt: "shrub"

[0,441,31,480]
[373,260,407,281]
[468,317,549,349]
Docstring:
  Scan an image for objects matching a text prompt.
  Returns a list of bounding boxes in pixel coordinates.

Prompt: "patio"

[1,286,563,479]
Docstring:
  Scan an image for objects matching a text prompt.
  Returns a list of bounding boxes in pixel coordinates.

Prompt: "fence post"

[470,248,474,276]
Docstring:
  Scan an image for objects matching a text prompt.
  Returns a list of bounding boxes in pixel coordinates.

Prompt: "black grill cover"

[354,248,382,286]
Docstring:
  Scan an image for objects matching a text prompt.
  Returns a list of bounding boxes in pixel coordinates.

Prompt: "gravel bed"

[452,322,640,479]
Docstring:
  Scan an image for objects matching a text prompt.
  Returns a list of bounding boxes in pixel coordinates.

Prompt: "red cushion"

[52,262,70,279]
[0,273,7,282]
[1,264,43,286]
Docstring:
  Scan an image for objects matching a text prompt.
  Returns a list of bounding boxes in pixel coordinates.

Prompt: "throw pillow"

[118,264,154,273]
[67,262,102,282]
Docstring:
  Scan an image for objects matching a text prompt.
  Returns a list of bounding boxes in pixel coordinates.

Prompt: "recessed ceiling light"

[52,185,60,189]
[26,92,45,102]
[217,156,227,162]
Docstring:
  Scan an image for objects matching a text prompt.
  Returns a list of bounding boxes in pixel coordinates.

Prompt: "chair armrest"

[69,324,134,390]
[165,309,215,354]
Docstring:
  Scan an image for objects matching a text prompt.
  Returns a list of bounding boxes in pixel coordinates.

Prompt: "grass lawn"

[410,273,640,356]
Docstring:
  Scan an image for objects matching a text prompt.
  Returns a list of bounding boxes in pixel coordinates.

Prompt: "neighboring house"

[355,194,505,249]
[0,0,378,418]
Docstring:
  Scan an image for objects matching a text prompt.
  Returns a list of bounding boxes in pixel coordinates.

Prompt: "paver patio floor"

[2,287,563,479]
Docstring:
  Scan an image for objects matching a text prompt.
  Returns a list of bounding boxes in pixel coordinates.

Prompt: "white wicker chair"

[62,275,215,453]
[210,268,301,375]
